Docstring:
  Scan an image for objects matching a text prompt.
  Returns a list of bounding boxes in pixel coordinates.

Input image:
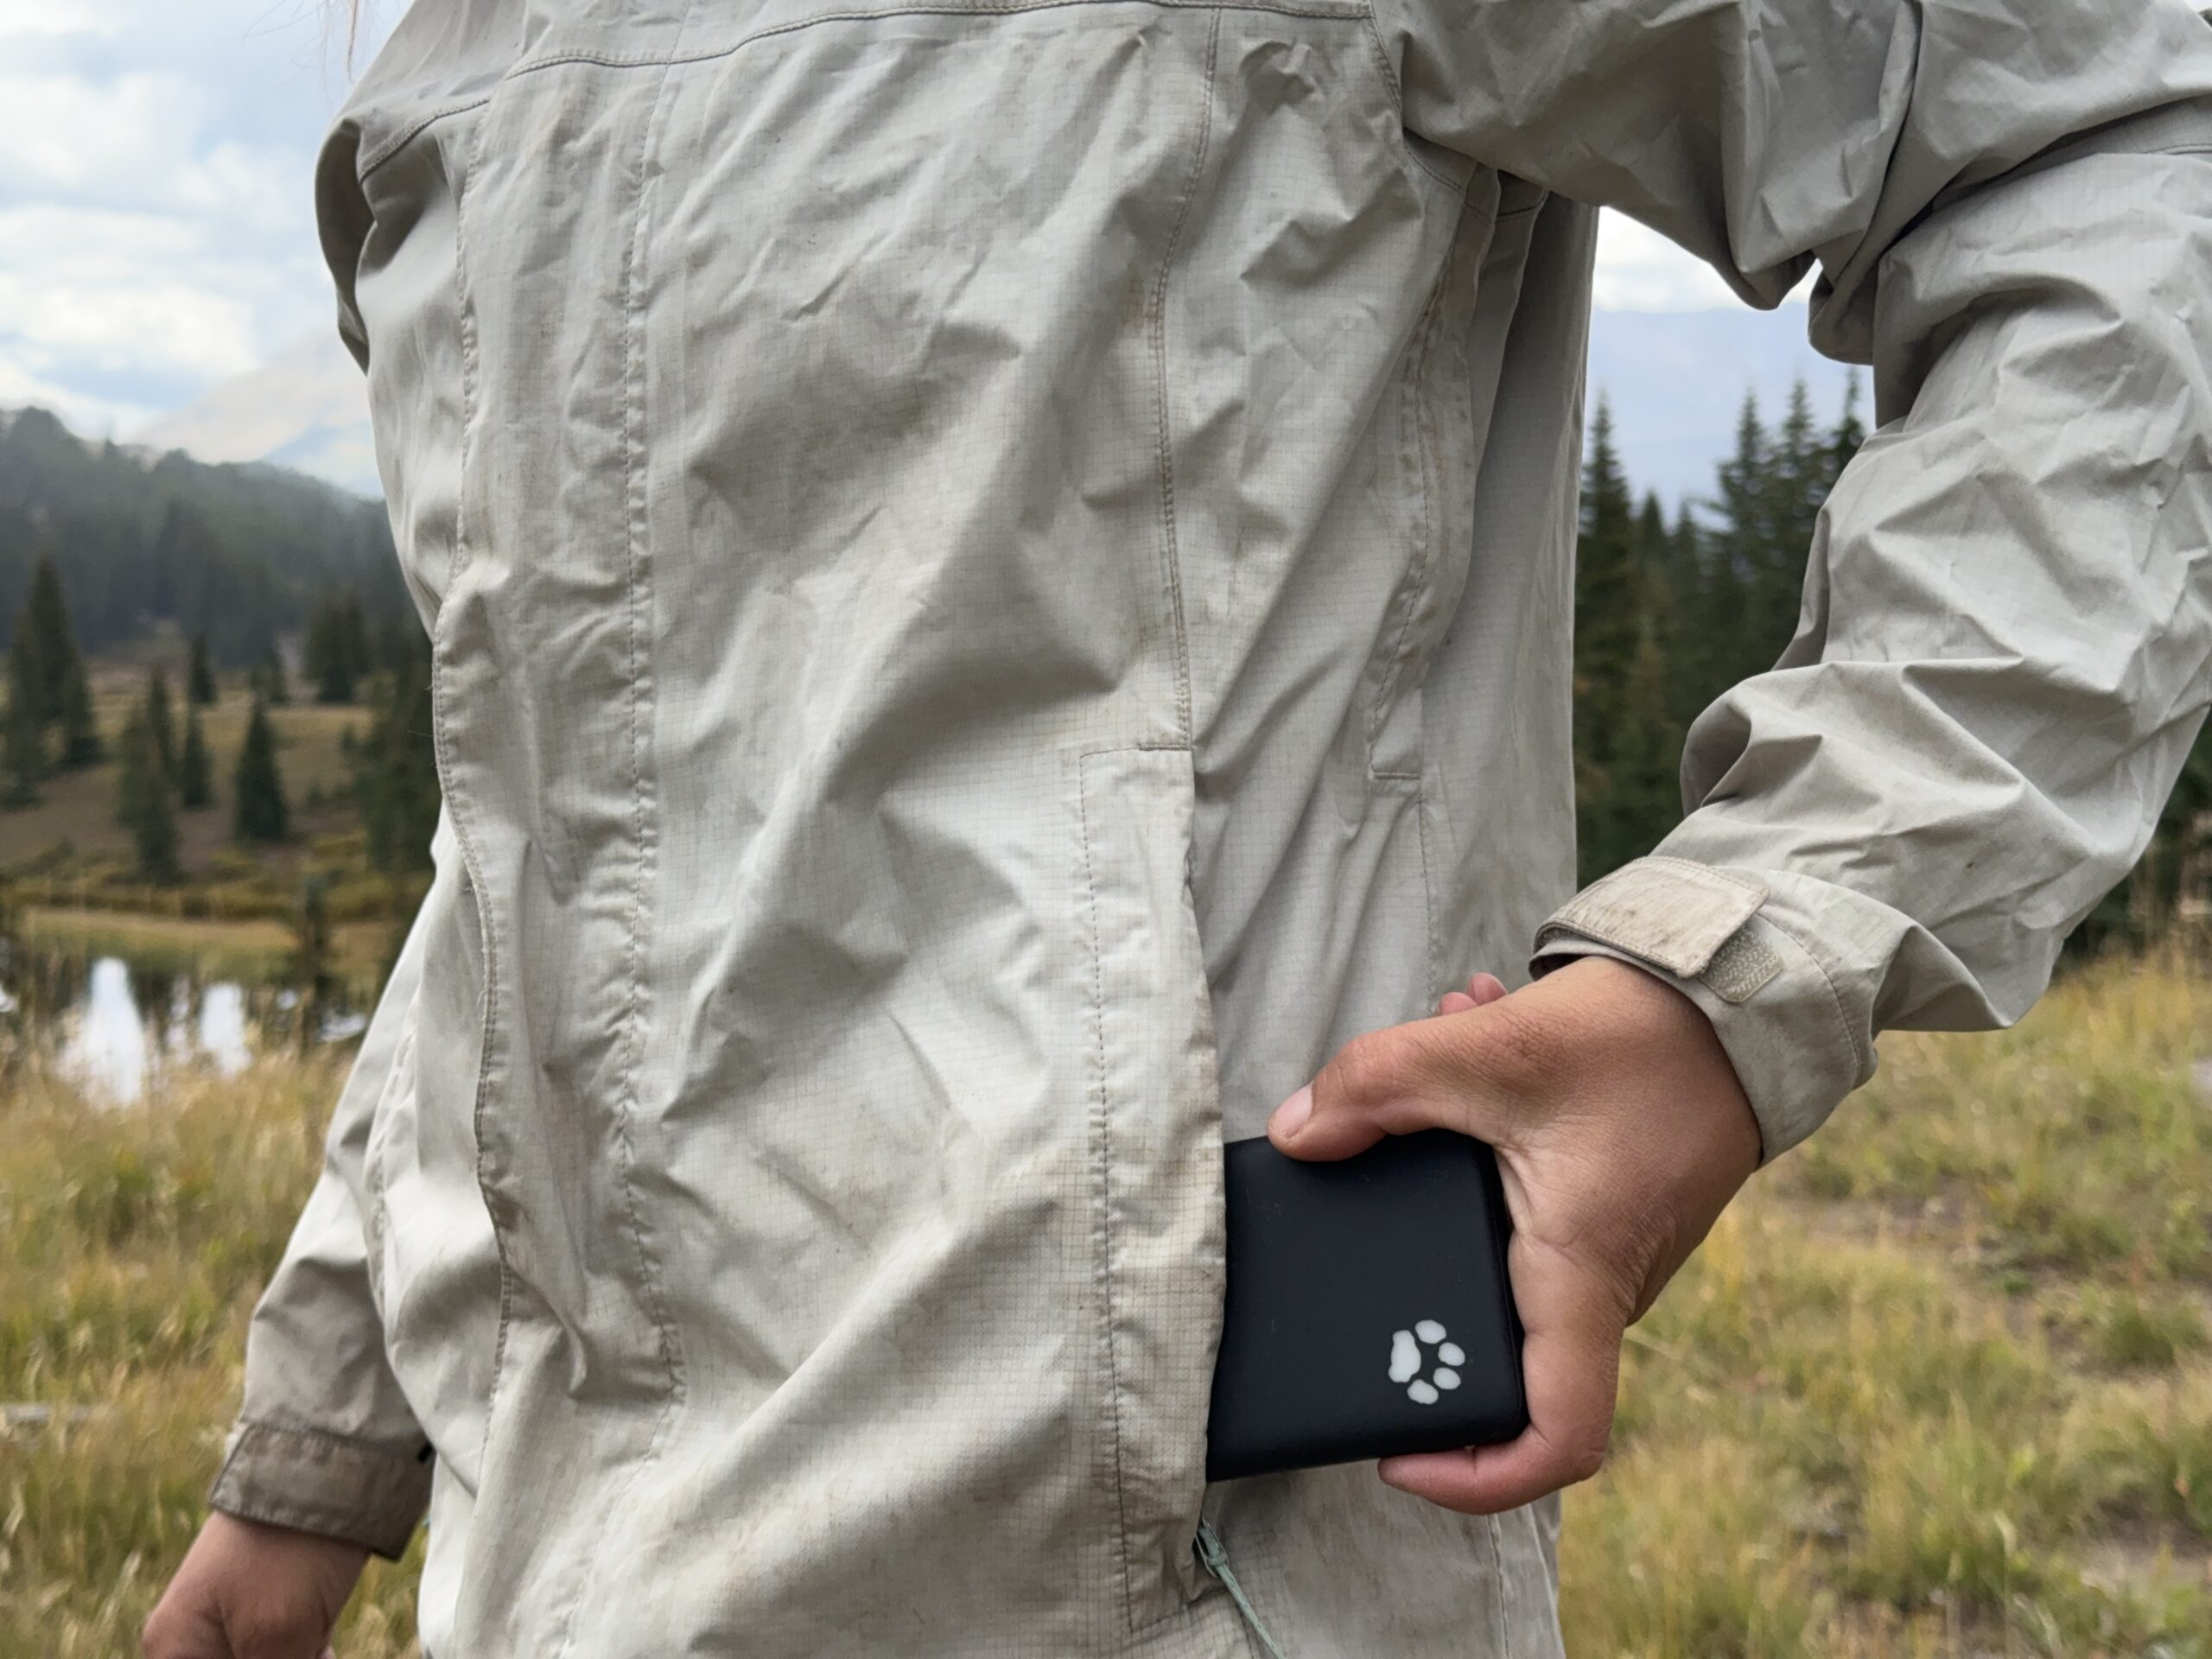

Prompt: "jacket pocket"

[1076,745,1228,1633]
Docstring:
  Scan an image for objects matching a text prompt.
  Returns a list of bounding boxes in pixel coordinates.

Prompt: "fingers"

[1268,972,1533,1162]
[1376,1230,1627,1514]
[1436,972,1508,1017]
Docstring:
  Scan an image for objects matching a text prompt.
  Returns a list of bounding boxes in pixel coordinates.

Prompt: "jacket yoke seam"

[499,0,1366,79]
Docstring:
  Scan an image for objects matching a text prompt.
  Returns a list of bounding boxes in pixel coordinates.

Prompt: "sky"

[0,0,1752,447]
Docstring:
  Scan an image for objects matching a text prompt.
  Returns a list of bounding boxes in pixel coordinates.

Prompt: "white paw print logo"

[1387,1319,1465,1405]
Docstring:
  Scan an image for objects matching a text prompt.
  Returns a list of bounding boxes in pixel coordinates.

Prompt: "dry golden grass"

[1562,950,2212,1657]
[0,1053,420,1656]
[3,953,2208,1655]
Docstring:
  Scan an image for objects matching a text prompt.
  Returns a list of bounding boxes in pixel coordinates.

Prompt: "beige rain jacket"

[209,0,2212,1652]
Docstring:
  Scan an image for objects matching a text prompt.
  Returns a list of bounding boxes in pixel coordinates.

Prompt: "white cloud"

[1592,213,1748,311]
[1592,210,1824,313]
[0,8,336,433]
[0,2,124,38]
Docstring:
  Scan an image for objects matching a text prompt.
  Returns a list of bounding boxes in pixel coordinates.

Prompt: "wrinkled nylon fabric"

[208,2,2212,1652]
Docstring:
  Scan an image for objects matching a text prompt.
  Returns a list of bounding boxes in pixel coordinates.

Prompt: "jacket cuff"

[207,1419,432,1560]
[1528,855,1868,1161]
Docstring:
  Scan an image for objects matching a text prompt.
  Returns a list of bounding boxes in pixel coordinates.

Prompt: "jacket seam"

[1076,750,1136,1630]
[1354,0,1475,200]
[358,98,493,183]
[1484,1513,1511,1653]
[435,81,518,1484]
[498,0,1363,78]
[546,7,702,1654]
[1356,0,1402,116]
[224,1417,420,1462]
[1149,8,1221,747]
[1368,188,1466,781]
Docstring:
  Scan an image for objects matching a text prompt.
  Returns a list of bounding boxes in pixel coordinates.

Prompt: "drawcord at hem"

[1195,1519,1288,1659]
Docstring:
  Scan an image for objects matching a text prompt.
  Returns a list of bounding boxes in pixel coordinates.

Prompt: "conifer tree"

[292,873,334,1054]
[188,631,217,706]
[136,741,181,881]
[16,557,76,722]
[145,666,178,780]
[355,645,442,874]
[56,664,101,768]
[113,710,180,880]
[1572,399,1644,884]
[1,653,42,808]
[179,703,214,809]
[233,696,289,842]
[305,593,371,704]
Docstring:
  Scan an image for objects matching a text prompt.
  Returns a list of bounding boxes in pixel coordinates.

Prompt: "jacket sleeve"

[206,819,447,1557]
[1370,0,2212,1157]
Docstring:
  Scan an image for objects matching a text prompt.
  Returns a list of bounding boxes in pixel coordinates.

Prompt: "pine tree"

[292,873,335,1054]
[305,594,364,704]
[135,735,181,881]
[233,696,289,842]
[188,631,217,706]
[56,662,101,767]
[145,667,178,780]
[179,703,214,809]
[16,557,76,722]
[1573,399,1644,884]
[1830,372,1866,479]
[355,644,442,874]
[113,710,180,880]
[1,652,43,808]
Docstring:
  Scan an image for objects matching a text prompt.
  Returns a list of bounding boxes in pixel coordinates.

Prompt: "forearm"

[1533,133,2212,1156]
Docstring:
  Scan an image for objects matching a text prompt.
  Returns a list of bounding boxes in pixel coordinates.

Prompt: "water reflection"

[4,933,367,1106]
[65,958,157,1104]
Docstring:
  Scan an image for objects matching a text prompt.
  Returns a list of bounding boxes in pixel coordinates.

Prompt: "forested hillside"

[0,406,407,670]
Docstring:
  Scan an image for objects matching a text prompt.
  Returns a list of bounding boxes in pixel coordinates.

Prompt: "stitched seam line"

[359,96,494,181]
[226,1420,423,1465]
[1484,1513,1510,1654]
[1368,191,1464,779]
[547,9,701,1654]
[1351,0,1474,200]
[433,95,516,1483]
[1149,8,1221,747]
[1416,784,1440,1008]
[499,0,1360,77]
[357,1,1372,183]
[1076,750,1135,1632]
[1357,0,1402,114]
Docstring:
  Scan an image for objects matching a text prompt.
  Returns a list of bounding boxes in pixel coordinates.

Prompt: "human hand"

[143,1511,367,1659]
[1268,955,1760,1514]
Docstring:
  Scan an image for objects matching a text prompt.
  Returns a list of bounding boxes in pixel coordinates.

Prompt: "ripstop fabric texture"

[210,2,2212,1652]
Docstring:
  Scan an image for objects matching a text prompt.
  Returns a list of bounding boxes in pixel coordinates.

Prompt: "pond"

[1,915,372,1105]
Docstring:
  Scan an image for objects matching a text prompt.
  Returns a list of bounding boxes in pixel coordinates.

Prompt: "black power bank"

[1204,1129,1527,1483]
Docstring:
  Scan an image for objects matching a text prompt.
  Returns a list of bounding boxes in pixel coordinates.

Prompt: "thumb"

[1269,994,1528,1162]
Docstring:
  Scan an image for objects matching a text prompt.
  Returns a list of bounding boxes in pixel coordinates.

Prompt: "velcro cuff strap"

[1532,856,1769,981]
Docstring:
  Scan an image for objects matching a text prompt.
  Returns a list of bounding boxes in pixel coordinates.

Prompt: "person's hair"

[329,1,365,72]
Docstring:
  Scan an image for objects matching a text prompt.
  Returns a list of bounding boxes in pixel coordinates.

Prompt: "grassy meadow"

[2,957,2209,1656]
